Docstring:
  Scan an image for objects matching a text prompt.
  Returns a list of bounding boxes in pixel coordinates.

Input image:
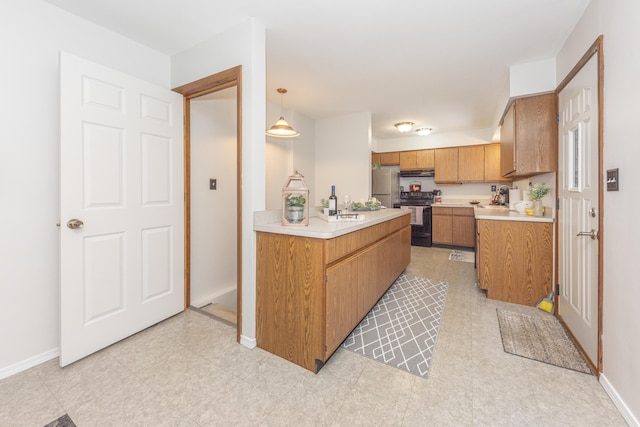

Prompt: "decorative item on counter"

[281,170,309,226]
[351,197,382,211]
[320,198,329,215]
[528,183,551,217]
[328,185,338,216]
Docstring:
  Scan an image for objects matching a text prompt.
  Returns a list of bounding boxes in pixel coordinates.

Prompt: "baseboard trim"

[239,334,256,349]
[190,285,237,309]
[0,348,59,380]
[600,373,639,427]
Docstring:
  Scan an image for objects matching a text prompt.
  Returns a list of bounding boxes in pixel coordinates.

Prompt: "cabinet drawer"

[432,207,452,215]
[452,207,474,217]
[326,215,409,263]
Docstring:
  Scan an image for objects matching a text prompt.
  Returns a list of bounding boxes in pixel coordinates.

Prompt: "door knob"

[66,219,84,229]
[577,229,598,240]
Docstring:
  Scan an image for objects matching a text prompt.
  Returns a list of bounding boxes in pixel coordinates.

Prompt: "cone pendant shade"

[266,116,299,137]
[266,88,300,138]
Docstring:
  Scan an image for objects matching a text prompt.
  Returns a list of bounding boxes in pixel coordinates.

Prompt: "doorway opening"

[173,66,243,341]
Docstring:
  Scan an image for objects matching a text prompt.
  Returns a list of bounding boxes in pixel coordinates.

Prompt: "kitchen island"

[254,209,411,372]
[473,206,554,306]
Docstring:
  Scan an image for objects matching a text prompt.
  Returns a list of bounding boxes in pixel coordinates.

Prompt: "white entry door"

[60,52,184,366]
[557,54,599,365]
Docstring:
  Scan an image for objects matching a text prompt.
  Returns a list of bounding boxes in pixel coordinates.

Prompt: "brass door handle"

[577,229,598,240]
[66,219,84,229]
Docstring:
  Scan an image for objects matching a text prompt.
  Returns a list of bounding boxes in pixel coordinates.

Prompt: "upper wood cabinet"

[371,152,381,165]
[400,149,434,171]
[379,151,400,166]
[484,143,511,182]
[500,93,558,178]
[458,145,485,182]
[434,147,459,183]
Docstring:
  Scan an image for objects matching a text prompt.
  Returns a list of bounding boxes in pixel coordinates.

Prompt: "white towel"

[401,206,423,225]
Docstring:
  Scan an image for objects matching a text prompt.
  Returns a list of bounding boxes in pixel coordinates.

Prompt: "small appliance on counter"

[508,188,521,210]
[433,189,442,204]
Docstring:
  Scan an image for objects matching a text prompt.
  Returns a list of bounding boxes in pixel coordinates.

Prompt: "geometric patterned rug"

[497,309,592,374]
[342,274,448,378]
[43,414,76,427]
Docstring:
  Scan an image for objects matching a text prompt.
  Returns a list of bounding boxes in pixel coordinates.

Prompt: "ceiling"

[45,0,590,140]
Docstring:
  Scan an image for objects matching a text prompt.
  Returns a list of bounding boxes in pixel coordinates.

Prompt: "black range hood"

[399,169,435,178]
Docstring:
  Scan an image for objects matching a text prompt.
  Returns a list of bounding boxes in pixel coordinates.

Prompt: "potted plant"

[320,198,329,215]
[286,195,306,223]
[528,183,551,217]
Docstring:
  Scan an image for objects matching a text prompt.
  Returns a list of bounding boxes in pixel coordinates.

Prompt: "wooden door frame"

[555,35,604,375]
[173,65,243,341]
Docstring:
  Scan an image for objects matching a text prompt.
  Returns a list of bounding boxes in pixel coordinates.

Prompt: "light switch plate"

[210,178,217,190]
[606,168,618,191]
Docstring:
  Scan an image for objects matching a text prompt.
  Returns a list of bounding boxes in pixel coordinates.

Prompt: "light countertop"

[254,208,411,239]
[473,206,555,223]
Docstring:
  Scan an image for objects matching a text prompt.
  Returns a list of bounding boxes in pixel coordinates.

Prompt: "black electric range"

[397,191,434,247]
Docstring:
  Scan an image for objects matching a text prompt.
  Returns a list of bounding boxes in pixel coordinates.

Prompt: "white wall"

[265,103,315,210]
[0,0,172,378]
[509,58,557,98]
[171,19,266,344]
[315,113,372,206]
[557,0,640,424]
[189,96,237,309]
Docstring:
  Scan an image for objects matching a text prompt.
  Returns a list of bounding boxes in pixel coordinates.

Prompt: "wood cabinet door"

[434,147,459,183]
[380,151,400,165]
[514,93,558,176]
[326,256,359,356]
[399,150,417,170]
[432,208,453,245]
[458,145,485,182]
[452,215,475,248]
[371,152,381,166]
[484,143,511,182]
[500,102,516,177]
[416,149,435,169]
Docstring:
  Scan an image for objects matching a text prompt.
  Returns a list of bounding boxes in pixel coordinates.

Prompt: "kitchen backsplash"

[399,176,504,200]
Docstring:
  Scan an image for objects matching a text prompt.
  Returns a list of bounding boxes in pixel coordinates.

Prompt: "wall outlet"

[490,185,497,192]
[210,178,217,190]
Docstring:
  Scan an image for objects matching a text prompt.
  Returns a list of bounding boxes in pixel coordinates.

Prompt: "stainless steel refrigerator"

[371,169,400,208]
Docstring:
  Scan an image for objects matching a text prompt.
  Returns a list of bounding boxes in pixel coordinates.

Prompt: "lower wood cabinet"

[432,207,475,248]
[476,219,553,306]
[256,215,411,372]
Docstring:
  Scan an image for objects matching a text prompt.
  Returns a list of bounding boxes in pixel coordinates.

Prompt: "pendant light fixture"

[415,127,432,136]
[266,88,300,138]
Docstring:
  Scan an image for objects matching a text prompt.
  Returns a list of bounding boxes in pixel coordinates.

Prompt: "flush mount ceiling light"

[266,88,300,138]
[416,127,432,136]
[394,121,414,133]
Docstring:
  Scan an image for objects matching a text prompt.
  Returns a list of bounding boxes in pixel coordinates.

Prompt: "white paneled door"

[557,53,599,366]
[60,52,184,366]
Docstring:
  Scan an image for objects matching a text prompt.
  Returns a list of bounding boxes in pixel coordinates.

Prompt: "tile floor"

[0,247,627,426]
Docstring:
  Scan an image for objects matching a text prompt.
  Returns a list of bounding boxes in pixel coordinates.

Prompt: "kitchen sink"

[479,205,509,210]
